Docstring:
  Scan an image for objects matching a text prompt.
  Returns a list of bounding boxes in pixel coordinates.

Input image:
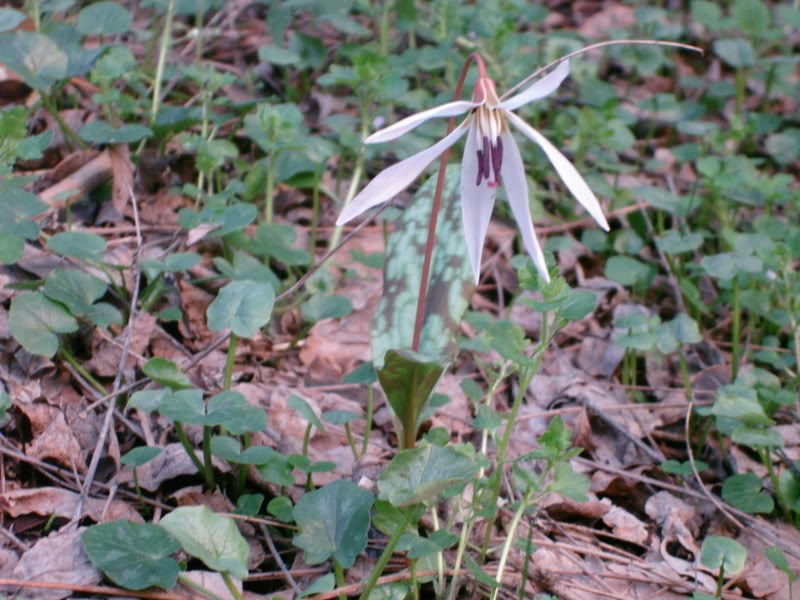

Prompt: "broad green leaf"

[127,388,170,412]
[779,470,800,512]
[700,536,747,575]
[43,268,107,315]
[558,289,598,322]
[178,203,257,237]
[371,169,473,368]
[210,435,281,465]
[300,294,352,322]
[142,357,191,390]
[76,1,132,35]
[160,506,249,579]
[732,0,770,37]
[47,231,106,260]
[292,480,374,568]
[604,255,652,287]
[660,459,708,475]
[79,121,152,145]
[0,31,67,90]
[0,187,47,238]
[731,425,783,448]
[86,302,123,328]
[9,292,78,357]
[160,391,265,434]
[376,350,444,441]
[267,496,294,523]
[258,44,300,66]
[81,521,180,590]
[322,410,359,426]
[765,546,797,581]
[288,394,324,431]
[713,38,755,68]
[0,9,25,32]
[341,361,377,384]
[0,233,24,264]
[655,230,703,255]
[711,385,773,427]
[299,573,336,598]
[0,391,11,422]
[120,446,161,468]
[378,445,477,507]
[207,280,275,338]
[212,251,280,290]
[235,494,263,516]
[549,462,589,502]
[721,473,774,514]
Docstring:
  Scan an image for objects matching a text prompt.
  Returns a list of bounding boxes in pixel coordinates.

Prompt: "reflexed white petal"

[460,124,497,283]
[506,111,609,230]
[500,133,549,283]
[336,123,468,225]
[365,100,478,144]
[498,60,570,112]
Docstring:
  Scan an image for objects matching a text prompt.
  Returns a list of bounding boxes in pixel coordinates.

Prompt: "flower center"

[471,77,506,188]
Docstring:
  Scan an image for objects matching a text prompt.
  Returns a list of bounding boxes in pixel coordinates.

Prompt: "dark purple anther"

[475,149,485,185]
[491,137,503,182]
[481,136,491,180]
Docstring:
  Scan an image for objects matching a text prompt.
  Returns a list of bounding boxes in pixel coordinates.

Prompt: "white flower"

[335,60,610,283]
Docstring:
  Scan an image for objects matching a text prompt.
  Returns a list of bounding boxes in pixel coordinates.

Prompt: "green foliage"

[9,292,78,357]
[700,536,747,576]
[292,480,374,568]
[81,521,180,590]
[206,281,275,338]
[160,506,250,580]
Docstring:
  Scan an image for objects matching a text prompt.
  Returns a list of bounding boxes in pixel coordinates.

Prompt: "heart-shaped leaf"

[700,535,747,576]
[0,31,67,90]
[43,268,107,315]
[292,480,374,568]
[160,390,265,434]
[142,358,191,390]
[9,292,78,357]
[722,473,774,514]
[378,445,477,507]
[76,1,132,35]
[81,520,180,590]
[210,435,281,465]
[160,506,249,580]
[47,231,107,260]
[207,280,275,338]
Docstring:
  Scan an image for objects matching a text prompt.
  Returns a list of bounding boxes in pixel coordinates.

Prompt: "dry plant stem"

[0,578,185,600]
[73,185,143,522]
[150,0,176,124]
[501,39,704,100]
[258,523,301,595]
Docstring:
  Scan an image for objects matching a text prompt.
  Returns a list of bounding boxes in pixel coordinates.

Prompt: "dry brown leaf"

[108,144,134,215]
[119,442,227,492]
[0,486,142,523]
[9,527,101,600]
[86,311,155,377]
[602,504,650,546]
[15,403,85,471]
[577,3,635,39]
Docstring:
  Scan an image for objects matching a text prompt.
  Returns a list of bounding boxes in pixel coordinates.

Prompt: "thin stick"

[502,39,704,100]
[73,184,144,523]
[0,578,186,599]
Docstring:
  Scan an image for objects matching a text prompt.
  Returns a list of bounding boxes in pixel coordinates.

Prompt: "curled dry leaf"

[9,527,101,600]
[0,486,142,523]
[14,403,85,471]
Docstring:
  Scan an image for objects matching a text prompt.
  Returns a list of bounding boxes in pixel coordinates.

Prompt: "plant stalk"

[223,334,239,390]
[358,509,413,600]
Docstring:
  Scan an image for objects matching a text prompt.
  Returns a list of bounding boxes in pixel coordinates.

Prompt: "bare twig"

[0,578,186,599]
[258,523,301,594]
[73,185,144,522]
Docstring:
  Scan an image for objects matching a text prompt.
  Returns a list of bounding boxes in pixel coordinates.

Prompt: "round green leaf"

[721,473,774,514]
[47,231,106,260]
[292,480,374,568]
[76,1,132,35]
[78,121,152,145]
[0,9,25,32]
[258,44,300,66]
[378,445,477,507]
[160,506,249,580]
[81,521,180,590]
[700,535,747,576]
[205,390,266,434]
[9,292,78,357]
[121,446,162,469]
[713,38,755,68]
[142,357,191,390]
[0,31,67,90]
[604,255,652,287]
[300,294,352,322]
[0,233,24,264]
[43,268,107,315]
[207,280,275,338]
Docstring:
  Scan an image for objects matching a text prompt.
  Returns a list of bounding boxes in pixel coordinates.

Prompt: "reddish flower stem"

[407,52,485,448]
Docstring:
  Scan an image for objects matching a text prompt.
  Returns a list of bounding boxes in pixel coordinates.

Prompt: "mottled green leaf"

[371,169,473,368]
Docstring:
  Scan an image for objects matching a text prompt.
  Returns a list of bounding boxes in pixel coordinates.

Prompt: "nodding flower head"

[335,59,610,284]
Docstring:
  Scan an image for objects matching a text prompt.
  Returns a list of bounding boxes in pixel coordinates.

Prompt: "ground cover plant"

[0,0,799,599]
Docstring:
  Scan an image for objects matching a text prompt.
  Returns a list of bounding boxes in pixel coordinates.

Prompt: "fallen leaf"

[0,486,142,523]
